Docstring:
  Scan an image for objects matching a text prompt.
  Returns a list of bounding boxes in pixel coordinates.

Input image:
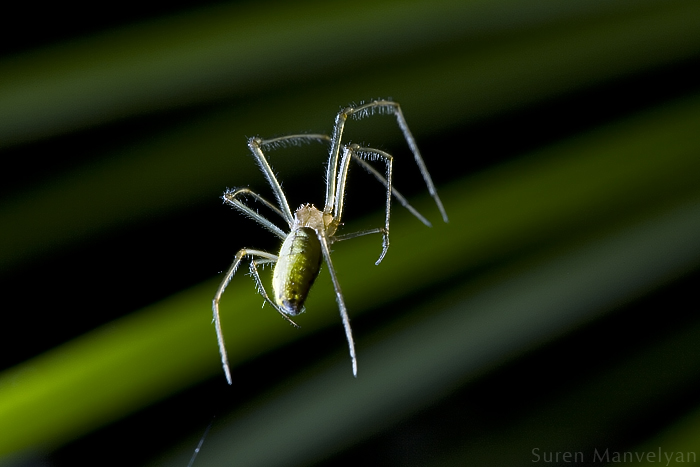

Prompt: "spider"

[212,99,448,384]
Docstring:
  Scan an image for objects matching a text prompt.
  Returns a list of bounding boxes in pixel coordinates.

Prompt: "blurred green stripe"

[2,0,700,272]
[2,0,695,146]
[621,404,700,467]
[1,90,699,457]
[434,262,700,466]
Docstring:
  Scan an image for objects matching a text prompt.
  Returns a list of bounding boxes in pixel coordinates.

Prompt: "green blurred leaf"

[2,0,700,464]
[2,89,700,458]
[3,0,700,270]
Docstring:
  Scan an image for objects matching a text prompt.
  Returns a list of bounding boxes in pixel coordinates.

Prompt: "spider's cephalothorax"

[212,99,448,384]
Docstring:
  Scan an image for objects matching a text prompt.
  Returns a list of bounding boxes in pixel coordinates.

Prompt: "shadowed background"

[1,0,700,465]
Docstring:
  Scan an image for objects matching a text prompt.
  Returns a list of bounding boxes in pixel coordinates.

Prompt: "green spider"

[213,99,448,384]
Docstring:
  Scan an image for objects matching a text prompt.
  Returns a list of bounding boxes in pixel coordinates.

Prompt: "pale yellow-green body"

[272,226,322,315]
[272,204,338,315]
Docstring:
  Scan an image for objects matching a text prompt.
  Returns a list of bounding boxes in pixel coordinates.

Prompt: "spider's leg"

[249,258,301,328]
[223,188,289,239]
[351,156,431,227]
[317,232,358,377]
[248,138,293,225]
[258,133,331,148]
[345,99,448,223]
[335,144,393,265]
[325,109,353,214]
[249,134,332,224]
[333,228,386,242]
[212,248,278,385]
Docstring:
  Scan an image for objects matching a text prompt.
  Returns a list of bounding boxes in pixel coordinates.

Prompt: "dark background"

[1,1,700,466]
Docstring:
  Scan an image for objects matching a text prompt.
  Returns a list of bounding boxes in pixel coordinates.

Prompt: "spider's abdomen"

[272,227,322,316]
